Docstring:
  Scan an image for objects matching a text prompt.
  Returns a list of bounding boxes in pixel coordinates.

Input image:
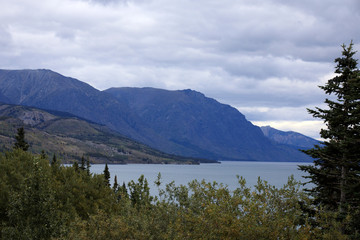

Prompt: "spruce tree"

[113,175,118,192]
[119,182,128,198]
[103,163,110,187]
[299,41,360,233]
[86,156,91,176]
[51,154,57,165]
[13,127,29,151]
[80,155,86,171]
[50,154,60,174]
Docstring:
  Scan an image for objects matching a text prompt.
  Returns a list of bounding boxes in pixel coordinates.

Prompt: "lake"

[90,161,312,194]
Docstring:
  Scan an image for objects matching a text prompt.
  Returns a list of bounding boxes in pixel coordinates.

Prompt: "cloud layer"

[1,0,360,138]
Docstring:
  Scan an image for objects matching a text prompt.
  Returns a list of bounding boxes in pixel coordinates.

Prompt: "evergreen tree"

[40,150,47,160]
[50,154,60,174]
[86,156,91,176]
[104,163,110,187]
[80,155,86,171]
[299,41,360,233]
[13,127,29,151]
[73,162,79,172]
[113,175,118,192]
[117,182,128,200]
[128,175,153,208]
[51,154,57,166]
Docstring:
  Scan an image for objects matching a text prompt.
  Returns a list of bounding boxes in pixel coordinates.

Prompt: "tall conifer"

[51,154,57,165]
[299,41,360,233]
[86,156,91,176]
[13,127,29,151]
[80,155,86,171]
[103,163,110,187]
[113,175,118,192]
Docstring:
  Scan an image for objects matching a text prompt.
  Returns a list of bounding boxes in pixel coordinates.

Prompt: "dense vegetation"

[0,149,351,239]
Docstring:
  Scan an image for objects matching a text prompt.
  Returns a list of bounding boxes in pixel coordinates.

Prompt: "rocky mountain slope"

[0,103,206,164]
[105,87,313,162]
[0,70,153,139]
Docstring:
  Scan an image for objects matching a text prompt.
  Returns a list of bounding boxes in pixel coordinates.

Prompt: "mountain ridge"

[0,69,314,162]
[0,69,185,152]
[105,87,313,162]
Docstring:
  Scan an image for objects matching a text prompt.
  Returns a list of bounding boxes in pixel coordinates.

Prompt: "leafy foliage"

[0,150,350,239]
[0,150,115,239]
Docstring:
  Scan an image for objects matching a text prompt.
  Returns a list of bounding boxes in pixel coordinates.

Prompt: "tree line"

[0,148,351,239]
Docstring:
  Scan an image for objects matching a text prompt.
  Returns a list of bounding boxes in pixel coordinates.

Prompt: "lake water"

[90,161,312,194]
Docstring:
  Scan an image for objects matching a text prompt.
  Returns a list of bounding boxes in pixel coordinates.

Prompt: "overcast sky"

[1,0,360,139]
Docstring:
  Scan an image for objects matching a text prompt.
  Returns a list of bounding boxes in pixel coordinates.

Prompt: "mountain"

[105,87,312,162]
[0,91,10,103]
[0,69,312,162]
[0,103,207,164]
[0,69,183,152]
[0,69,137,135]
[260,126,320,150]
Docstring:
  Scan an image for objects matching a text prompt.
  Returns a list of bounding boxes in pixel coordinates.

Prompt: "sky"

[1,0,360,139]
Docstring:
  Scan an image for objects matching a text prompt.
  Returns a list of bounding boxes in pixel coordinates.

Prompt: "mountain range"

[260,126,320,150]
[0,69,316,162]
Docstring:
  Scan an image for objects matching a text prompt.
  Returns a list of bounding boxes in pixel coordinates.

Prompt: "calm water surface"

[90,161,312,192]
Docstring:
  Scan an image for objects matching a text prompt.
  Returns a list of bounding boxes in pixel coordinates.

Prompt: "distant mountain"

[260,126,320,150]
[105,87,312,162]
[0,69,181,152]
[0,103,207,164]
[0,69,137,135]
[0,69,313,162]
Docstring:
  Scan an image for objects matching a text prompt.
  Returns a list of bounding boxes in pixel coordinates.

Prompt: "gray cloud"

[1,0,359,137]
